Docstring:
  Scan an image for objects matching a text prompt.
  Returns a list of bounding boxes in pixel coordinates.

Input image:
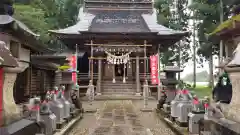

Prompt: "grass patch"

[190,85,212,98]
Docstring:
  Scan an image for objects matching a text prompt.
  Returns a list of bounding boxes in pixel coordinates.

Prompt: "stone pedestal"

[225,67,240,123]
[58,70,73,102]
[2,62,28,125]
[54,71,62,87]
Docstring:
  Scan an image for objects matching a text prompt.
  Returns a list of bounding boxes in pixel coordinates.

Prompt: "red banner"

[70,56,76,69]
[150,55,158,84]
[68,55,77,84]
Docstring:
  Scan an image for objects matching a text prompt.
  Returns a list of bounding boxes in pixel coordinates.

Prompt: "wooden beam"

[85,43,152,46]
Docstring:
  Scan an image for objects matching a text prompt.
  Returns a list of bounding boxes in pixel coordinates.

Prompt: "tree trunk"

[177,42,181,80]
[208,56,214,88]
[193,17,196,88]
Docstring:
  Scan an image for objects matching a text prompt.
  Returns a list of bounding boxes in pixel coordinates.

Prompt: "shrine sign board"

[89,11,150,32]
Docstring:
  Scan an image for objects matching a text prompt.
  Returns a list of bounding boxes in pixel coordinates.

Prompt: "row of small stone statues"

[22,85,83,135]
[157,89,224,134]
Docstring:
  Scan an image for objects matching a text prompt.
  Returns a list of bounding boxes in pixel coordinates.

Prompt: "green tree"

[154,0,191,70]
[188,0,240,87]
[13,0,82,49]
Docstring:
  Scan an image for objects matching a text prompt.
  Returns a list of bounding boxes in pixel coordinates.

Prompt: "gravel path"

[68,100,176,135]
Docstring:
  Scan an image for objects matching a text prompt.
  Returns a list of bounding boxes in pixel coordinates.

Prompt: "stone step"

[102,89,136,92]
[102,88,136,91]
[101,82,135,85]
[102,92,136,95]
[102,82,136,85]
[102,85,137,89]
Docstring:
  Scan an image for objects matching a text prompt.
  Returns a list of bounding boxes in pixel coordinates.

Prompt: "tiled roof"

[0,41,18,67]
[0,15,39,37]
[49,7,188,36]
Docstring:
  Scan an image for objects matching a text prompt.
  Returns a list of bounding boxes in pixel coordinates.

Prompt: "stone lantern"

[0,41,18,126]
[225,42,240,123]
[161,65,183,103]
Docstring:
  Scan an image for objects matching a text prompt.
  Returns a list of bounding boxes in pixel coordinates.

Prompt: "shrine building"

[49,0,189,95]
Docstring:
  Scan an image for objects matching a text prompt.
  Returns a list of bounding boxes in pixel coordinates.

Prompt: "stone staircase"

[101,78,136,95]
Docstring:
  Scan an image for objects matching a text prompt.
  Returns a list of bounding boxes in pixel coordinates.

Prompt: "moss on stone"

[209,14,240,36]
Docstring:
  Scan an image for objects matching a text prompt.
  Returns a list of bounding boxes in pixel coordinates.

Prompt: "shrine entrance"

[115,64,125,77]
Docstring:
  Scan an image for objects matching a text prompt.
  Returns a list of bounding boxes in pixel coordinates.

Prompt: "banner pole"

[75,44,79,96]
[157,44,161,100]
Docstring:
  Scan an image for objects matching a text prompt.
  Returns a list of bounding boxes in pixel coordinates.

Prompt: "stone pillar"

[225,67,240,122]
[2,73,18,125]
[54,70,62,87]
[65,84,73,102]
[135,56,141,96]
[112,64,116,83]
[143,81,149,108]
[97,59,102,95]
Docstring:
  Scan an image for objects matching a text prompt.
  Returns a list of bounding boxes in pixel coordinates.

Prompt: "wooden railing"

[77,73,165,80]
[77,73,99,80]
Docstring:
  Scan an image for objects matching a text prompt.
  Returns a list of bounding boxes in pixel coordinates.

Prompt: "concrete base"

[203,118,240,135]
[64,116,72,123]
[84,108,97,113]
[176,120,188,127]
[135,93,141,96]
[0,119,42,135]
[53,114,83,135]
[56,119,67,129]
[140,108,153,112]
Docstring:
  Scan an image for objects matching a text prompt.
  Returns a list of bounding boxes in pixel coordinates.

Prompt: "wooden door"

[104,64,113,79]
[14,69,27,103]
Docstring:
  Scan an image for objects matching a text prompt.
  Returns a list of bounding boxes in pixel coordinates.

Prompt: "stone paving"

[68,100,175,135]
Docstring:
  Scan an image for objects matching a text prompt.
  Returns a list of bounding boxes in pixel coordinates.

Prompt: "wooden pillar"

[97,59,102,95]
[144,40,147,81]
[88,60,90,77]
[127,62,132,77]
[90,40,93,81]
[136,56,141,95]
[123,64,126,83]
